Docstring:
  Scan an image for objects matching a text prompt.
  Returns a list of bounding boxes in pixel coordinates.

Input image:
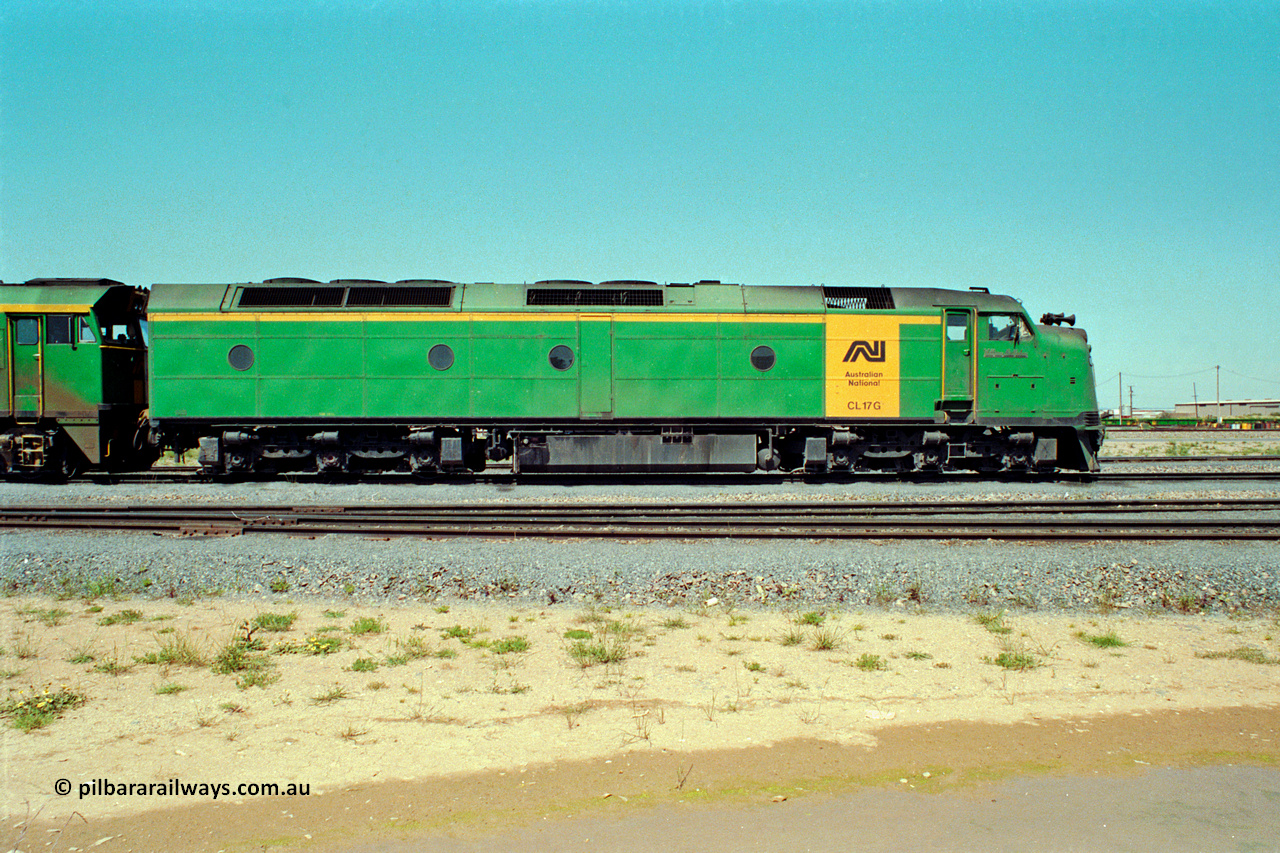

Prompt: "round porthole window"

[548,344,575,371]
[750,345,776,372]
[228,344,254,371]
[428,344,454,371]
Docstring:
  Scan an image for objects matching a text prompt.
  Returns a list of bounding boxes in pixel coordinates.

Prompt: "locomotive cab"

[1,279,156,478]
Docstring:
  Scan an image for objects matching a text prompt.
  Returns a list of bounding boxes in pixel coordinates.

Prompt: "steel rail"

[3,501,1278,541]
[1103,456,1280,463]
[1,518,1275,541]
[77,468,1280,485]
[7,497,1280,517]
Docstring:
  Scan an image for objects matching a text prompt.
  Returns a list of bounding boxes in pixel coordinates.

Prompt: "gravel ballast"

[3,475,1278,614]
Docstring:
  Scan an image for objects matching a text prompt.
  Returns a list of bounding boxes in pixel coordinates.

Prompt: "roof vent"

[346,286,454,307]
[238,286,343,307]
[527,288,663,307]
[822,287,895,310]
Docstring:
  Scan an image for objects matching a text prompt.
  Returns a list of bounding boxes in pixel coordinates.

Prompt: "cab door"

[578,315,614,418]
[941,308,974,409]
[8,316,42,417]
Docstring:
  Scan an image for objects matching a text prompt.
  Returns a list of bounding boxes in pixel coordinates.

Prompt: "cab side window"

[42,314,94,345]
[984,314,1030,342]
[46,314,73,345]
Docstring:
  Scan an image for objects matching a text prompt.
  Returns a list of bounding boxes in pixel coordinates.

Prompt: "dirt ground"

[2,596,1278,851]
[1099,428,1280,457]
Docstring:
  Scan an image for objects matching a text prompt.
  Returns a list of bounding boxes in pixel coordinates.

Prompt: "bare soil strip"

[2,597,1277,852]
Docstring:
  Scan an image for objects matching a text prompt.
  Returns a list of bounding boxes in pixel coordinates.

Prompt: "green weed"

[440,624,479,642]
[20,607,70,627]
[567,637,628,669]
[1196,647,1280,665]
[134,632,205,667]
[251,612,298,632]
[275,634,344,655]
[94,658,133,676]
[779,626,806,647]
[487,636,531,655]
[311,685,349,705]
[1076,630,1127,649]
[350,616,386,635]
[2,686,87,731]
[809,627,843,651]
[98,609,144,626]
[854,653,887,671]
[987,651,1039,671]
[974,612,1012,634]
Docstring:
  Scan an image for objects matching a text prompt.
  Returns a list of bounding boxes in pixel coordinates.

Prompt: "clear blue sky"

[3,0,1277,409]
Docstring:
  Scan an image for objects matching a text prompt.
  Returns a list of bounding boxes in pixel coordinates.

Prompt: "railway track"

[76,462,1280,486]
[3,498,1278,541]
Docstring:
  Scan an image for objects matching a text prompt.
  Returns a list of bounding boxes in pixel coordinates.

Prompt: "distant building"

[1173,399,1280,418]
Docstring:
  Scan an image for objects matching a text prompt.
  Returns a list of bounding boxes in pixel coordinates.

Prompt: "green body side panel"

[468,319,578,419]
[150,313,829,422]
[39,334,100,415]
[611,320,822,419]
[151,316,592,421]
[896,319,944,419]
[978,331,1042,416]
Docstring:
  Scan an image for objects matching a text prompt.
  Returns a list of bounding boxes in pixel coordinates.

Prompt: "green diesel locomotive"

[143,278,1101,476]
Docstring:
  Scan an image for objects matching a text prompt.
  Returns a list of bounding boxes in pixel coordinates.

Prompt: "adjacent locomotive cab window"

[78,316,96,343]
[750,345,776,372]
[14,318,38,346]
[945,314,969,342]
[228,344,255,371]
[548,345,575,371]
[428,344,455,371]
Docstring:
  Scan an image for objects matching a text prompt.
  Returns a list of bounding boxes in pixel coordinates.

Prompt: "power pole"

[1129,385,1134,420]
[1193,383,1199,422]
[1216,365,1222,424]
[1119,372,1123,422]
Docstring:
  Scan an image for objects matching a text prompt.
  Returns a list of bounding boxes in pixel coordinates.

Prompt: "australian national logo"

[842,340,887,363]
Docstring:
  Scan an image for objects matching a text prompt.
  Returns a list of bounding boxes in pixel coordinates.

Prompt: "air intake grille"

[238,287,344,307]
[823,287,895,310]
[346,286,454,307]
[527,288,663,307]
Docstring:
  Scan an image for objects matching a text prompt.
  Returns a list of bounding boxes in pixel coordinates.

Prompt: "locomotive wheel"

[54,450,82,482]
